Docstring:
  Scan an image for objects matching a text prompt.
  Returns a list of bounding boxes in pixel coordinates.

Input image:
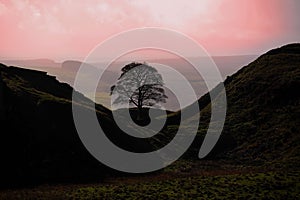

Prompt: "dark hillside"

[0,64,152,186]
[181,43,300,168]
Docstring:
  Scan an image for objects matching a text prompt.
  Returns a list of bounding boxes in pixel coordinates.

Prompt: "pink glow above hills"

[0,0,299,61]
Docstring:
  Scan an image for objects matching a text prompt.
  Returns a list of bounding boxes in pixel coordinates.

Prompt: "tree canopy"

[110,62,167,111]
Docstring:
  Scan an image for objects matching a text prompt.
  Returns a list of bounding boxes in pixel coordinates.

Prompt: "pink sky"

[0,0,299,61]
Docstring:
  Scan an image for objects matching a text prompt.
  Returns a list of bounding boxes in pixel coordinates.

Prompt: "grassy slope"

[168,44,300,169]
[0,63,159,186]
[0,64,115,185]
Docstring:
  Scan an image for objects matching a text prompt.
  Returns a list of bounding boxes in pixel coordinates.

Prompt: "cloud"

[0,1,8,15]
[0,0,298,60]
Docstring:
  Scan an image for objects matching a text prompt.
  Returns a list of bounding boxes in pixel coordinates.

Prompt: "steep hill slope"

[0,64,112,186]
[180,43,300,168]
[0,64,152,186]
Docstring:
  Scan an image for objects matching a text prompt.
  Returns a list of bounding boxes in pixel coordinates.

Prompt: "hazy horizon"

[0,53,259,63]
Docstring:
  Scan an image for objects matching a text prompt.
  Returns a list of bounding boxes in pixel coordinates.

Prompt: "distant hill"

[150,55,258,78]
[61,60,118,84]
[0,59,61,68]
[61,60,97,72]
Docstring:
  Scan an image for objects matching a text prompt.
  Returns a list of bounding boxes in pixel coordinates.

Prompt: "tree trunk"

[137,106,143,121]
[137,88,143,121]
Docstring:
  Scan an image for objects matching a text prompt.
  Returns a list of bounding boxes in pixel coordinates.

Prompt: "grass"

[0,170,299,199]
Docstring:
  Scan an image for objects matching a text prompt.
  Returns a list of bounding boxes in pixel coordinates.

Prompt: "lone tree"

[110,62,167,120]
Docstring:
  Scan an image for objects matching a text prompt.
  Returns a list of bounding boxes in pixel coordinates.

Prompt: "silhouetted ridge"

[265,43,300,56]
